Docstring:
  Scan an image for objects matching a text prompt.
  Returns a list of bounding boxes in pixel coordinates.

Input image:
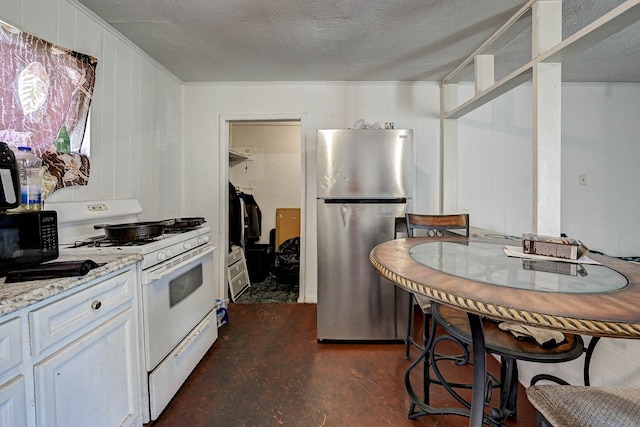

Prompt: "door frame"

[218,113,307,301]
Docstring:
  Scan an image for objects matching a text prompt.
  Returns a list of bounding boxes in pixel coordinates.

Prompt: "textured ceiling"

[74,0,639,83]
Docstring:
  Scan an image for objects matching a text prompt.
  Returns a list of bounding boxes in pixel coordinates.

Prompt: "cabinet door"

[34,308,140,427]
[0,375,27,427]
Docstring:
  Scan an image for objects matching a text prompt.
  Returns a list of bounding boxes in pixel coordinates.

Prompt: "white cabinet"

[31,268,140,427]
[0,265,142,427]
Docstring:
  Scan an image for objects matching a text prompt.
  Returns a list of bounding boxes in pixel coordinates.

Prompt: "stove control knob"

[157,251,166,261]
[198,235,210,244]
[183,242,192,250]
[166,249,174,258]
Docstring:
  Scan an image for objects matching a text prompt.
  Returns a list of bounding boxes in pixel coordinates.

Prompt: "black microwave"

[0,211,59,277]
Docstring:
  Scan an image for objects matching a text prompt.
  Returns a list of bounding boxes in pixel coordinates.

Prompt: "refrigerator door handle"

[322,198,407,204]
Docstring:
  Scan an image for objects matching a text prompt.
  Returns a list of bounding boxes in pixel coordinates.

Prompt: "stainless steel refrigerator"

[316,129,413,341]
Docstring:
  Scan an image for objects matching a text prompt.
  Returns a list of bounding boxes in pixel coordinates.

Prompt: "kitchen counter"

[0,253,143,316]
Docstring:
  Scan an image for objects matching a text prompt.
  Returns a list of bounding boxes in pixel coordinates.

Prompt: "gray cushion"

[527,385,640,427]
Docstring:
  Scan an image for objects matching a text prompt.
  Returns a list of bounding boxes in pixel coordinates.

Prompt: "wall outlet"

[579,173,587,186]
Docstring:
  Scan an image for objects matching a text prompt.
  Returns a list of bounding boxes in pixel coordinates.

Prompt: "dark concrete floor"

[146,303,536,426]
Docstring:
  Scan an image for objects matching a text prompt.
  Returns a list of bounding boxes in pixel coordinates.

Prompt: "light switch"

[579,174,587,186]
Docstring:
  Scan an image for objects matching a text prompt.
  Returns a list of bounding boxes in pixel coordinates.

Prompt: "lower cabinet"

[34,308,139,427]
[0,265,142,427]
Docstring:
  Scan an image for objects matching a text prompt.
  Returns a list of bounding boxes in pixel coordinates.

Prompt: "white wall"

[458,82,640,256]
[457,85,534,235]
[457,82,640,388]
[183,82,441,302]
[230,122,302,245]
[561,84,640,257]
[2,0,184,221]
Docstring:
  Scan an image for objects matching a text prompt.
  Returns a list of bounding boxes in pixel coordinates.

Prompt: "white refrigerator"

[316,129,414,341]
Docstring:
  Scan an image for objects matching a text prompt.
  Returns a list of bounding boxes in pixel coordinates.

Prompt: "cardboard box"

[275,208,300,250]
[522,233,587,260]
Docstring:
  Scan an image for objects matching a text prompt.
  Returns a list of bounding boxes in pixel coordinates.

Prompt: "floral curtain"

[0,20,97,195]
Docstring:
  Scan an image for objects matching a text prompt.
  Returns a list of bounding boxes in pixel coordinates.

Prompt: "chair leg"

[535,410,553,427]
[583,336,600,386]
[498,357,519,421]
[405,294,414,360]
[422,312,436,404]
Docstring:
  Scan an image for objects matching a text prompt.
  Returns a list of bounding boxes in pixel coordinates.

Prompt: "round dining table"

[369,236,640,427]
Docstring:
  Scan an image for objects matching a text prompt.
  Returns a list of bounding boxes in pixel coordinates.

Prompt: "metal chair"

[527,385,640,427]
[404,213,470,359]
[401,213,475,417]
[429,304,585,423]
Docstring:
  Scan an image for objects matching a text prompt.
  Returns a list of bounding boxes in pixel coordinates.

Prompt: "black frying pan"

[164,217,206,229]
[94,221,166,242]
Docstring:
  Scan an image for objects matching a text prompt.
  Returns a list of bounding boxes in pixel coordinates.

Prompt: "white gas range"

[48,199,218,422]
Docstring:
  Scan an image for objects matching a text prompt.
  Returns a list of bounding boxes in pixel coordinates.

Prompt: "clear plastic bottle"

[15,146,43,211]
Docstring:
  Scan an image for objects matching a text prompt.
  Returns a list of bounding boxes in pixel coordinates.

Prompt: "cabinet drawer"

[29,270,135,355]
[229,270,249,298]
[228,258,247,278]
[0,318,22,376]
[227,246,243,266]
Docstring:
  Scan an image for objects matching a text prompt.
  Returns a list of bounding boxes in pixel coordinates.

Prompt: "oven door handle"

[174,317,211,358]
[144,244,214,283]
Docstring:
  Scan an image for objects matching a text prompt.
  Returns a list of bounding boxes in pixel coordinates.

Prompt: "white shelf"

[228,149,248,161]
[443,0,640,119]
[540,0,640,65]
[445,65,533,119]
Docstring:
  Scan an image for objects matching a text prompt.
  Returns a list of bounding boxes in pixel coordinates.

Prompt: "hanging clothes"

[239,192,262,243]
[229,182,242,248]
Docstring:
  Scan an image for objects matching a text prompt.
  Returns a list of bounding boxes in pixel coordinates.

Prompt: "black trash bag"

[274,237,300,285]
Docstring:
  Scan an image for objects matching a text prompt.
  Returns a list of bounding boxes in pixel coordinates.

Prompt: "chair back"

[405,213,469,238]
[394,217,408,239]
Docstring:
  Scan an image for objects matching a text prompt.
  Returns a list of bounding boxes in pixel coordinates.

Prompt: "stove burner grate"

[72,235,163,248]
[165,226,200,234]
[68,223,203,249]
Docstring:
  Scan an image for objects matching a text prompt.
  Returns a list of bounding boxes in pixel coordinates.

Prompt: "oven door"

[141,244,215,369]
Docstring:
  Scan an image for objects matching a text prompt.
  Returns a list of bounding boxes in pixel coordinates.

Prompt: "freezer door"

[317,201,410,341]
[317,129,414,198]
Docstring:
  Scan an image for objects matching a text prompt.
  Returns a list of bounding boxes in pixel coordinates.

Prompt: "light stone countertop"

[0,254,143,316]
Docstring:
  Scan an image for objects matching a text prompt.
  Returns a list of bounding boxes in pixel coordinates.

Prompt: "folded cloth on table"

[4,260,103,283]
[499,322,566,347]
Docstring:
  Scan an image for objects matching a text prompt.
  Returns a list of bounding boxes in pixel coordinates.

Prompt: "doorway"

[219,115,306,303]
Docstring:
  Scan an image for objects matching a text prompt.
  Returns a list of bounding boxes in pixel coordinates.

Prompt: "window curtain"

[0,20,97,196]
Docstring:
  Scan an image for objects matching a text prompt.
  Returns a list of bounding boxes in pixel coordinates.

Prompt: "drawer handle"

[91,300,102,310]
[174,319,210,358]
